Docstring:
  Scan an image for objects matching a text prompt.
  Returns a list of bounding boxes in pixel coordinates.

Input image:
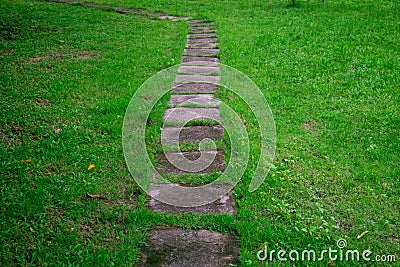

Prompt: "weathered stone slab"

[148,183,236,208]
[159,15,190,21]
[188,33,217,39]
[190,28,216,34]
[190,21,215,26]
[163,107,221,122]
[181,62,219,67]
[178,65,219,75]
[190,19,213,22]
[187,37,218,43]
[156,149,225,174]
[172,83,218,93]
[161,125,224,144]
[191,24,216,29]
[181,56,219,64]
[141,226,239,266]
[168,94,220,107]
[186,42,218,49]
[148,184,235,214]
[175,74,220,84]
[183,48,219,56]
[191,25,216,30]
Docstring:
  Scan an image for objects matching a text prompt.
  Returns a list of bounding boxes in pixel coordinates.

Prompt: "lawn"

[1,0,399,266]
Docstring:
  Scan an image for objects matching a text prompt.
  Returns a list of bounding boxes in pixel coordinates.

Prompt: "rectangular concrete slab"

[190,21,215,26]
[161,125,224,144]
[178,65,219,75]
[191,24,216,29]
[186,42,218,49]
[175,74,220,84]
[168,94,220,107]
[190,27,216,34]
[172,83,218,93]
[141,226,239,266]
[181,62,219,67]
[183,48,219,56]
[180,56,219,66]
[187,37,218,43]
[188,33,217,39]
[156,149,225,174]
[148,184,235,214]
[163,107,221,122]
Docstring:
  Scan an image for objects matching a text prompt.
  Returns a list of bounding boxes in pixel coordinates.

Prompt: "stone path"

[142,19,239,266]
[48,1,240,264]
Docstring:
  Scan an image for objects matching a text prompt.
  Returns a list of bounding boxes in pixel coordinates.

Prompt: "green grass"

[1,0,399,266]
[0,0,188,265]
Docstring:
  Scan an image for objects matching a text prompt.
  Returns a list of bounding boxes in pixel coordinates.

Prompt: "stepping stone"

[190,21,215,26]
[141,226,239,266]
[181,56,219,64]
[161,125,224,144]
[183,48,219,56]
[191,25,216,29]
[190,25,216,29]
[163,107,221,122]
[168,94,220,107]
[178,65,219,75]
[186,42,218,49]
[190,19,214,23]
[190,26,216,33]
[190,26,216,30]
[159,15,190,21]
[187,37,218,43]
[188,33,217,39]
[180,61,219,67]
[156,149,225,174]
[175,74,220,84]
[173,83,218,93]
[148,184,235,214]
[190,29,216,34]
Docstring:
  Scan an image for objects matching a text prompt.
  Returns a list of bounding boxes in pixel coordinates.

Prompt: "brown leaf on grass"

[36,98,51,107]
[86,193,107,200]
[23,159,33,163]
[135,253,147,267]
[12,125,24,131]
[357,230,369,239]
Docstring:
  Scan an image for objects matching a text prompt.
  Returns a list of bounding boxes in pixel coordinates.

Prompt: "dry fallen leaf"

[86,193,107,200]
[12,125,24,131]
[23,159,33,163]
[135,253,147,267]
[88,164,95,171]
[357,230,369,239]
[54,128,61,134]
